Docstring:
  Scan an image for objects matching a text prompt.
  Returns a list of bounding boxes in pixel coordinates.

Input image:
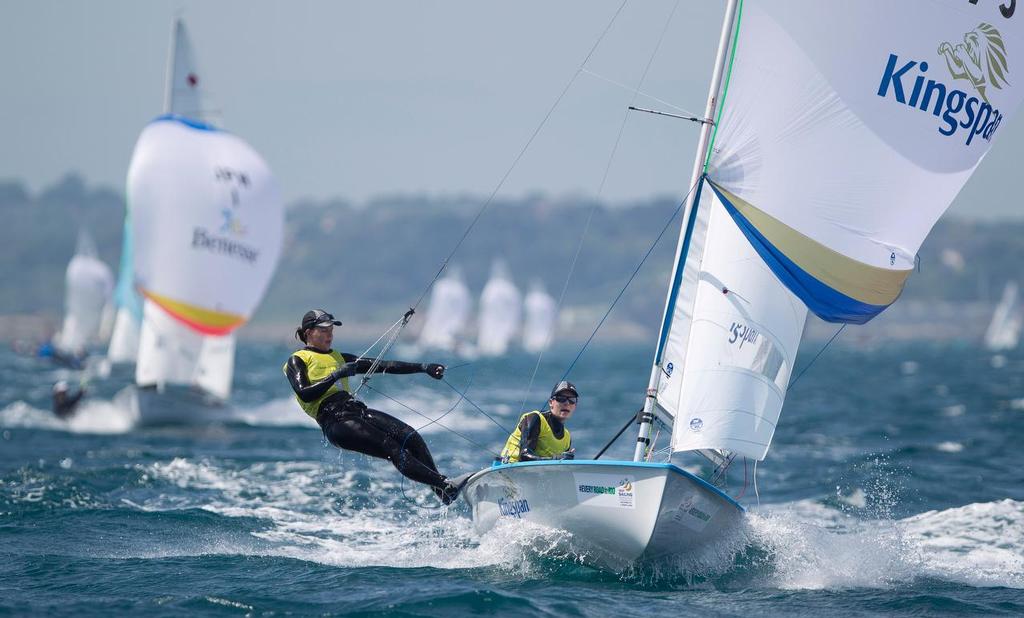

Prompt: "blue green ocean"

[2,339,1022,616]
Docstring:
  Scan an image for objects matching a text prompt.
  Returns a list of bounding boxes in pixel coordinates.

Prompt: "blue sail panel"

[708,182,895,325]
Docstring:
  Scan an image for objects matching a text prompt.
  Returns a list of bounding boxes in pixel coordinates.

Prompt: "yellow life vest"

[282,349,351,419]
[500,411,571,463]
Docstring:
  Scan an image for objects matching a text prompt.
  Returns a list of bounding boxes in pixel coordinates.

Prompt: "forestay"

[657,0,1024,461]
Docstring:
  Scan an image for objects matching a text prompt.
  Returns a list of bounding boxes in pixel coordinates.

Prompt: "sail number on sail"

[728,322,759,349]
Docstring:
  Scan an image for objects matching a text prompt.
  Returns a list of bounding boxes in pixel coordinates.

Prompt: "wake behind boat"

[461,0,1024,572]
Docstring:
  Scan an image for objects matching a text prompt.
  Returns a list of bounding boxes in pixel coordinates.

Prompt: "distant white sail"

[54,230,114,357]
[984,282,1021,351]
[477,260,522,356]
[129,115,283,400]
[108,18,209,365]
[418,266,472,351]
[522,280,557,354]
[654,0,1024,461]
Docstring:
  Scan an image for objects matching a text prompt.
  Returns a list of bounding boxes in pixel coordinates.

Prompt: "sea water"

[1,340,1022,615]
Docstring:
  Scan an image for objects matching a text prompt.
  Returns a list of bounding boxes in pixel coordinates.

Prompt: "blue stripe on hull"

[486,459,745,512]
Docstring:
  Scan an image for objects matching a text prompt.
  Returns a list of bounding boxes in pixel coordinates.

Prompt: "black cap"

[550,380,579,398]
[301,309,342,330]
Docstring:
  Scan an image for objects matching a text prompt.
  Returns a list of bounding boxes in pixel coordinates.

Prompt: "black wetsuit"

[52,389,85,419]
[514,411,569,461]
[284,350,449,491]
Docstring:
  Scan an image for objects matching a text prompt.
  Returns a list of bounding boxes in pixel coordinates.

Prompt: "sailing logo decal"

[729,322,759,349]
[689,417,703,432]
[876,23,1007,145]
[665,362,674,377]
[938,23,1009,104]
[574,473,636,508]
[671,495,718,532]
[498,497,530,518]
[191,167,260,264]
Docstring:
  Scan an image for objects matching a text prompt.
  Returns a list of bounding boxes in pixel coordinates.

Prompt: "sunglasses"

[552,395,578,404]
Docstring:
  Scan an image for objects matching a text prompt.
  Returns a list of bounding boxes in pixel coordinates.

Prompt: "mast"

[633,0,740,462]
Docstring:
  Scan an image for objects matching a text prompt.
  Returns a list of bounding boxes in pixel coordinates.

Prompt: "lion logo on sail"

[938,23,1009,104]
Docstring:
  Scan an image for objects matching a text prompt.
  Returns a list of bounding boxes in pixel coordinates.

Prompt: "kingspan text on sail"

[877,54,1003,145]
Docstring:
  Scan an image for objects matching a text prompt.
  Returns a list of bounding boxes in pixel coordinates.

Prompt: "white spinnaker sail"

[655,0,1023,461]
[130,116,283,399]
[477,260,522,356]
[522,280,557,354]
[418,267,472,351]
[109,18,208,364]
[55,231,114,356]
[984,281,1021,351]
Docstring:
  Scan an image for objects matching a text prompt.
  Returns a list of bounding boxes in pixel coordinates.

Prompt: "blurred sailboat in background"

[126,18,283,423]
[476,259,521,356]
[416,265,473,353]
[984,281,1021,352]
[51,229,114,366]
[521,279,557,354]
[108,18,210,366]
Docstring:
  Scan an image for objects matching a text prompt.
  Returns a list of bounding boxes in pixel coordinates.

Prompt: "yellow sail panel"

[141,288,246,336]
[709,181,912,308]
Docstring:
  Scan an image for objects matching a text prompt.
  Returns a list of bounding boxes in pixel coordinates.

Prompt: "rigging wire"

[408,1,630,317]
[362,382,498,456]
[441,377,510,435]
[352,309,415,398]
[394,365,479,507]
[579,67,697,117]
[516,0,684,415]
[787,323,846,390]
[559,177,700,381]
[355,1,630,392]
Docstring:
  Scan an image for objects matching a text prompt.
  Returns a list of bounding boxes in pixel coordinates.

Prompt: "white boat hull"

[462,460,744,571]
[134,384,230,426]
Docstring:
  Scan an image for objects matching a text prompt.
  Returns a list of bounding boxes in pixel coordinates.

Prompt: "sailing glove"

[556,448,575,460]
[422,363,445,380]
[329,362,359,381]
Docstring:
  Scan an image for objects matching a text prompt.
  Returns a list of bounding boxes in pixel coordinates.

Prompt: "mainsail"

[522,280,558,354]
[108,18,208,364]
[54,230,114,357]
[646,0,1023,462]
[477,260,522,356]
[984,281,1022,351]
[129,116,283,400]
[418,266,472,351]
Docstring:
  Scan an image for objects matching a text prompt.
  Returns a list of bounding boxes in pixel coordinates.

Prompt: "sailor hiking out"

[283,309,464,504]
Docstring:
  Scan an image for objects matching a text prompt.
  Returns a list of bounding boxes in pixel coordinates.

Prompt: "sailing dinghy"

[462,0,1023,571]
[53,230,114,365]
[127,19,283,423]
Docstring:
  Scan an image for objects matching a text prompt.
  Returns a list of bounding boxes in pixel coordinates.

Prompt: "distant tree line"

[3,174,1022,327]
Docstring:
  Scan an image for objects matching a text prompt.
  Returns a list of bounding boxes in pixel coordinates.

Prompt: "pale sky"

[2,1,1022,217]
